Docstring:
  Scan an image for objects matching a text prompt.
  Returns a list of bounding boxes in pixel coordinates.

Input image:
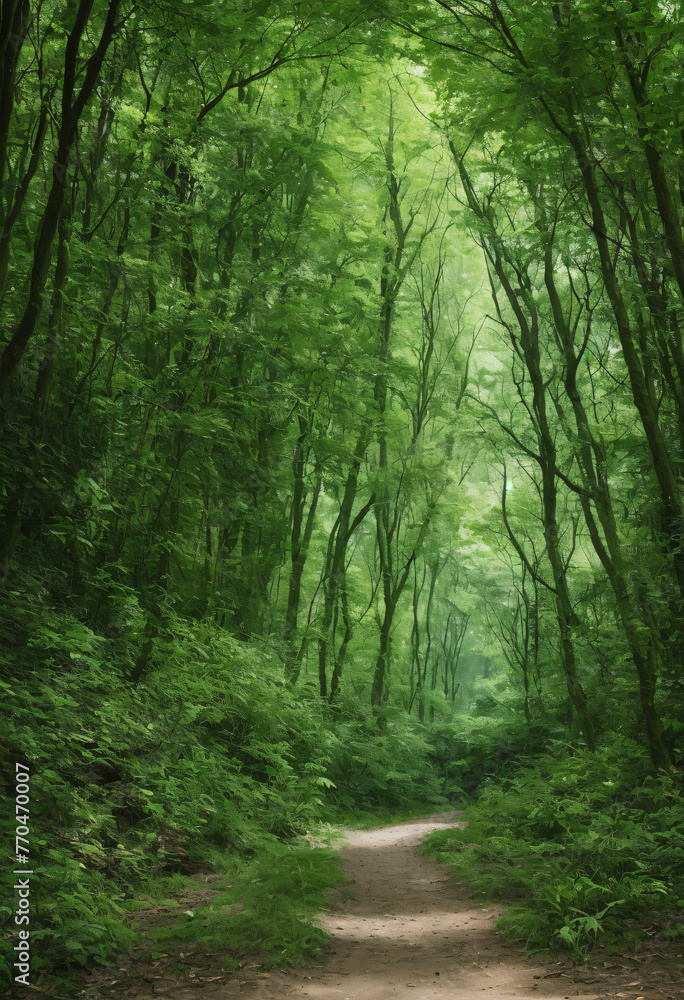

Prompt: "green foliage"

[153,843,345,968]
[424,717,564,798]
[324,702,447,810]
[423,737,684,959]
[0,608,335,985]
[1,0,684,987]
[0,596,445,986]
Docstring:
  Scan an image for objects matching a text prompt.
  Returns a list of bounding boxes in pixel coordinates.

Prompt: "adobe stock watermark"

[13,763,32,986]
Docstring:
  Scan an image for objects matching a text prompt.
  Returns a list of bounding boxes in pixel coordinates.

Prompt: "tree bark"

[284,415,321,682]
[540,229,672,771]
[0,0,121,392]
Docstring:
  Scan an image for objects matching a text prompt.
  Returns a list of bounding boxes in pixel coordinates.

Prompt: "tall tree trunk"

[541,231,672,771]
[456,150,596,749]
[563,122,684,598]
[0,0,121,391]
[284,416,321,682]
[316,426,373,696]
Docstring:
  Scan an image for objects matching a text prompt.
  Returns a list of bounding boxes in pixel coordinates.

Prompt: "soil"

[29,812,682,1000]
[244,813,682,1000]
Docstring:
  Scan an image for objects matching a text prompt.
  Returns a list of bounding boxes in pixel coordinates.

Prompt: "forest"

[0,0,683,992]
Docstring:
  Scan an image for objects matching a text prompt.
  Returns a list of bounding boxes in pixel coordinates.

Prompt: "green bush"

[153,842,345,968]
[0,599,450,986]
[423,737,684,959]
[0,608,342,986]
[323,700,446,811]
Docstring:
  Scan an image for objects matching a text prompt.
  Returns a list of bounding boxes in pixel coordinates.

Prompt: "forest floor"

[66,813,682,1000]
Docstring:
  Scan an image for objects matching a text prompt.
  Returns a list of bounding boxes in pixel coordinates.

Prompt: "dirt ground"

[40,812,683,1000]
[243,813,682,1000]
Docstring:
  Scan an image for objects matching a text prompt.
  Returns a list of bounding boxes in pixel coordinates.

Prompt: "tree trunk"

[541,230,672,771]
[0,0,121,391]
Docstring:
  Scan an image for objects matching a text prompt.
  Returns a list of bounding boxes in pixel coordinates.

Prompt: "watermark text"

[13,763,32,986]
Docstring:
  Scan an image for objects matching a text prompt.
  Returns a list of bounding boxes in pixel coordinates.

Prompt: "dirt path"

[249,812,602,1000]
[76,812,681,1000]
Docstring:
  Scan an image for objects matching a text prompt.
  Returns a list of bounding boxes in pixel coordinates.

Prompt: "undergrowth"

[0,600,447,988]
[151,842,345,968]
[422,736,684,960]
[8,569,678,982]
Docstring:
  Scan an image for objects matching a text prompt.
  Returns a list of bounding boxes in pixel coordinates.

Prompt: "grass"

[328,799,458,830]
[146,841,346,969]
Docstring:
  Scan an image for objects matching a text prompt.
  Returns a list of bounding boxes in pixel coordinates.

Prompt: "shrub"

[423,736,684,959]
